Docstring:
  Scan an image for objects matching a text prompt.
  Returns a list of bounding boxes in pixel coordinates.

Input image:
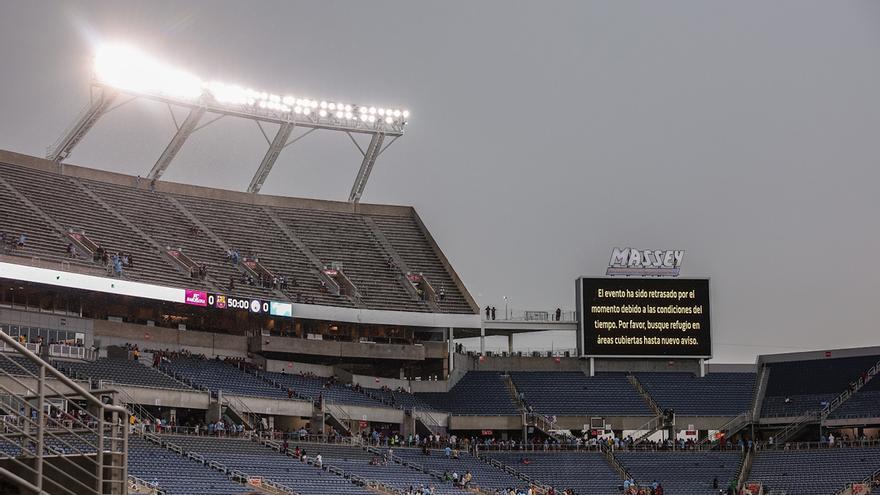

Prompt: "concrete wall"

[262,358,334,377]
[225,394,313,417]
[449,415,521,431]
[108,384,211,410]
[332,403,405,424]
[93,319,247,358]
[254,336,428,361]
[351,373,409,391]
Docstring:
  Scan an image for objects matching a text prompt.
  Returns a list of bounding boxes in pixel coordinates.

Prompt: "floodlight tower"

[48,43,409,203]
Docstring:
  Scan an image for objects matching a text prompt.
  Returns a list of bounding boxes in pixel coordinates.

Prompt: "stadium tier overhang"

[0,261,479,330]
[451,319,578,339]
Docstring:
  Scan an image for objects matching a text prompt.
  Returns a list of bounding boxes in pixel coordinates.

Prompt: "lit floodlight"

[95,43,202,100]
[93,43,410,130]
[53,42,409,202]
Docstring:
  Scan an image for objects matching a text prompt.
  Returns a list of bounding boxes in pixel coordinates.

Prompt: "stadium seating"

[315,443,466,494]
[368,214,472,314]
[56,358,192,390]
[367,387,439,412]
[0,354,40,376]
[417,372,520,415]
[511,371,653,417]
[394,447,525,492]
[0,163,191,289]
[0,161,475,314]
[273,206,427,312]
[615,451,741,495]
[761,354,880,417]
[0,173,71,262]
[172,194,346,306]
[749,446,880,495]
[160,357,287,398]
[167,436,376,494]
[262,371,384,407]
[830,382,880,419]
[485,451,622,493]
[83,179,273,301]
[635,372,756,416]
[128,436,252,495]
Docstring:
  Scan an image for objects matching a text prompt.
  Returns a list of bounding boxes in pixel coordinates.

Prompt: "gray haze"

[1,1,879,363]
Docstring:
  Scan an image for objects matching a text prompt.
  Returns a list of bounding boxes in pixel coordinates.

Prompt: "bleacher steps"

[165,195,268,294]
[362,216,436,309]
[74,178,200,282]
[626,373,664,416]
[263,206,353,302]
[0,175,73,252]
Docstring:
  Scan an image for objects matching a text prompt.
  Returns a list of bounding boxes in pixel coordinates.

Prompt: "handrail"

[698,410,751,447]
[0,330,129,494]
[0,332,128,417]
[631,414,665,445]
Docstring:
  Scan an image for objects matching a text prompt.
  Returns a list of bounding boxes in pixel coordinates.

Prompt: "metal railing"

[0,330,129,494]
[630,414,666,445]
[697,410,751,448]
[222,393,260,431]
[48,344,97,361]
[482,308,577,323]
[0,340,40,354]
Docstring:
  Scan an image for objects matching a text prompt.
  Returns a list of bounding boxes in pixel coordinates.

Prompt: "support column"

[589,357,596,377]
[148,106,206,180]
[349,133,385,203]
[47,87,118,162]
[480,325,486,355]
[448,327,454,372]
[699,358,706,377]
[248,122,294,193]
[507,334,514,355]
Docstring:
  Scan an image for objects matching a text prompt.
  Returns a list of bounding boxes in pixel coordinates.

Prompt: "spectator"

[16,234,26,248]
[485,306,490,319]
[555,307,562,321]
[491,306,496,320]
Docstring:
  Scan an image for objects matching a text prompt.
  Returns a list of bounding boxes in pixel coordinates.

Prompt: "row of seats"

[486,451,622,494]
[635,372,756,416]
[0,161,474,314]
[395,446,524,492]
[160,357,287,399]
[128,436,252,495]
[749,446,880,495]
[761,354,880,417]
[417,372,520,415]
[616,451,741,495]
[57,357,192,390]
[262,371,385,407]
[168,435,375,495]
[511,371,653,417]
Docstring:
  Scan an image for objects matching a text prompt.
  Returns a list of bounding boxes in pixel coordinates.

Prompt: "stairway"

[626,374,668,445]
[774,356,880,445]
[502,374,563,443]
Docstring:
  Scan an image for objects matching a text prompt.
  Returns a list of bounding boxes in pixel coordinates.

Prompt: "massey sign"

[606,247,684,277]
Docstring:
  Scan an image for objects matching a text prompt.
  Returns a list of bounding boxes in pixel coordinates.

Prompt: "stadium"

[2,3,880,495]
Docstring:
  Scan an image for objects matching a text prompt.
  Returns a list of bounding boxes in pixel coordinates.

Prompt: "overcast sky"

[1,1,879,362]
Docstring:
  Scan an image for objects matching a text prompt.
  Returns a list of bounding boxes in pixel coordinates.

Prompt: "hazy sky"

[1,1,879,362]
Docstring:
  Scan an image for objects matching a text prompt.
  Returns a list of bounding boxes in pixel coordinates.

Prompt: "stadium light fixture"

[48,41,410,203]
[92,42,410,132]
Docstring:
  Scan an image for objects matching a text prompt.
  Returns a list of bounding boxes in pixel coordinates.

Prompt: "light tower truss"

[48,43,408,202]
